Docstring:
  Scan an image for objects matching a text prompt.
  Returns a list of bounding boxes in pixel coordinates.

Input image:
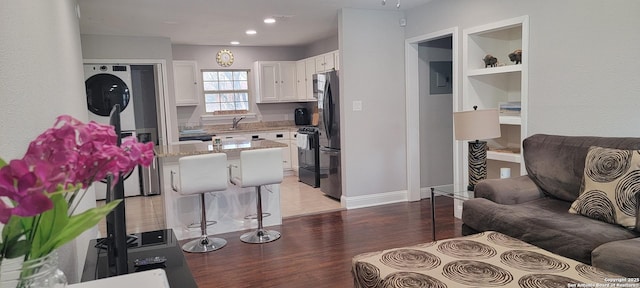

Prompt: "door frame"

[404,27,460,202]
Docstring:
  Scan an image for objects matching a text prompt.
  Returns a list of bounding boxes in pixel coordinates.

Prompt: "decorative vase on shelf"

[0,251,67,288]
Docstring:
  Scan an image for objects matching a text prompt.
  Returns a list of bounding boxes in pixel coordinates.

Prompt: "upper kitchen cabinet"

[254,61,297,103]
[173,60,200,106]
[462,16,529,176]
[295,57,316,102]
[315,50,339,73]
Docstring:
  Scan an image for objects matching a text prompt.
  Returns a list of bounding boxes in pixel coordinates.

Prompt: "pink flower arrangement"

[0,115,154,263]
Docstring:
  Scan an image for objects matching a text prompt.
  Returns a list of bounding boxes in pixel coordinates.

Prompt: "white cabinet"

[255,51,337,103]
[462,16,529,177]
[264,131,291,170]
[295,58,317,102]
[217,130,295,171]
[296,60,306,101]
[254,61,297,103]
[173,60,200,106]
[315,51,337,73]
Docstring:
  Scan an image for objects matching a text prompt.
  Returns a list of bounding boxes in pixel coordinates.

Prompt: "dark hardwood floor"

[180,197,462,288]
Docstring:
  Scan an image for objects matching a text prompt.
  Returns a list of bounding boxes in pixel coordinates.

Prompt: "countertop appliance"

[297,127,320,187]
[315,70,342,199]
[294,108,310,125]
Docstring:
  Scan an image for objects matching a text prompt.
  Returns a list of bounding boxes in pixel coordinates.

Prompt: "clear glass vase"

[0,252,67,288]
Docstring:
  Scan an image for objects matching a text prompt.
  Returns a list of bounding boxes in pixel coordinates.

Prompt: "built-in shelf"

[467,65,522,76]
[487,150,522,163]
[499,115,521,125]
[461,15,529,181]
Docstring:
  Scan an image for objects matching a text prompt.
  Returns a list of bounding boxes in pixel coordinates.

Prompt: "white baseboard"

[420,187,431,199]
[342,190,408,210]
[340,188,463,220]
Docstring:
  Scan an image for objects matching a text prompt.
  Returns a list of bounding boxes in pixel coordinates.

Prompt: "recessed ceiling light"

[264,18,276,24]
[230,41,240,45]
[245,30,257,35]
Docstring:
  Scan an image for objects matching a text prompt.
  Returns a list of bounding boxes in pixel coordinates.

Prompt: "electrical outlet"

[353,100,362,111]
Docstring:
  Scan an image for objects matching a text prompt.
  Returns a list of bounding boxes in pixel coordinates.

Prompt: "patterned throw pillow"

[569,146,640,228]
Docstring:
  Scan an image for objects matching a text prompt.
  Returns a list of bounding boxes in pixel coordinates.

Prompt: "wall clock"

[216,49,234,67]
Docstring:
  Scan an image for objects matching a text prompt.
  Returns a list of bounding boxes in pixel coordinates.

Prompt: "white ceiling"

[77,0,432,47]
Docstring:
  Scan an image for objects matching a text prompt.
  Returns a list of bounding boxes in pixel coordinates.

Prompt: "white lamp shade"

[453,108,501,141]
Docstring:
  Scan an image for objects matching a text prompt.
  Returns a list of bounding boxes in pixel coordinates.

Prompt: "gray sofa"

[462,134,640,277]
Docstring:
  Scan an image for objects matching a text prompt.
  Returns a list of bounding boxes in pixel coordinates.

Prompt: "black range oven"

[297,127,320,187]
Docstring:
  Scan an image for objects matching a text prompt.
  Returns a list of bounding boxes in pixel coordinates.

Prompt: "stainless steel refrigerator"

[314,70,342,199]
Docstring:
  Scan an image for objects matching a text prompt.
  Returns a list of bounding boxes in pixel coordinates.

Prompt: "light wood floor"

[97,175,343,236]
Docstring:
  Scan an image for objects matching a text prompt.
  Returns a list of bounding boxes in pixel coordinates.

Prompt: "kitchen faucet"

[232,116,245,129]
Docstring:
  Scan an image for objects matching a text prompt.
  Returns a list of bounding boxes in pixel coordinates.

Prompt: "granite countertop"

[156,139,287,158]
[178,121,302,141]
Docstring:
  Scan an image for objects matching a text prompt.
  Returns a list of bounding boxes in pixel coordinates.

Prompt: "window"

[202,70,249,114]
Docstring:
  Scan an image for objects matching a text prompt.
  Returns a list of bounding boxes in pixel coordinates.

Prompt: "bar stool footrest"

[243,213,271,220]
[240,229,281,244]
[182,236,227,253]
[187,220,217,229]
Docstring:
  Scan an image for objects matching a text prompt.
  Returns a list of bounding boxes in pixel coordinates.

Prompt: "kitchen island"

[156,139,287,240]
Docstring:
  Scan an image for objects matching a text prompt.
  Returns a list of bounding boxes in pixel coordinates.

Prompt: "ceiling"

[77,0,432,47]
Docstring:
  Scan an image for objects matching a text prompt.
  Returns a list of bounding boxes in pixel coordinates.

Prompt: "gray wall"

[340,8,407,199]
[419,37,454,188]
[1,0,96,283]
[171,45,310,125]
[303,35,339,58]
[405,0,640,137]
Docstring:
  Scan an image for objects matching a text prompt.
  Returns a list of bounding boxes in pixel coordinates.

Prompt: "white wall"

[419,38,453,188]
[405,0,640,138]
[0,0,95,283]
[171,45,310,125]
[340,8,407,203]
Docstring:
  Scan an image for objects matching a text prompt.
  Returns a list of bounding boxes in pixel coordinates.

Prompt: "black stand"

[81,229,197,288]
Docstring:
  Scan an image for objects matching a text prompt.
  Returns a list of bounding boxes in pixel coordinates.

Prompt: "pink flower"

[0,115,154,224]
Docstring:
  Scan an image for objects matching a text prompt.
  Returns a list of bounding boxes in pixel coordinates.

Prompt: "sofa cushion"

[523,134,640,202]
[462,197,639,264]
[569,146,640,228]
[592,237,640,277]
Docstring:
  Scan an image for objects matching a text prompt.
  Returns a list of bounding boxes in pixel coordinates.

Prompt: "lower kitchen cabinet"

[265,131,291,170]
[218,130,295,171]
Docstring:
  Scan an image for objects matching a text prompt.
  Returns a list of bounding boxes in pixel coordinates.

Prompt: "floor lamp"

[453,106,501,191]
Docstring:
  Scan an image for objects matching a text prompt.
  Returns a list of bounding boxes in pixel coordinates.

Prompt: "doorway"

[419,37,454,191]
[405,28,460,213]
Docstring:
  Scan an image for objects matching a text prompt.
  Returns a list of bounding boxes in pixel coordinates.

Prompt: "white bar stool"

[171,153,228,253]
[231,148,283,244]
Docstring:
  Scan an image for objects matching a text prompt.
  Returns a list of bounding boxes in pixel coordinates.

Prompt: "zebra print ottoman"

[352,231,631,288]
